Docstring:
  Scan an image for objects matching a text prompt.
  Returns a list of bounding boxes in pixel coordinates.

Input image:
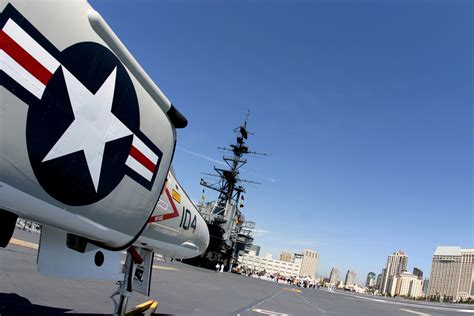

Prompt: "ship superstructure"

[184,112,265,270]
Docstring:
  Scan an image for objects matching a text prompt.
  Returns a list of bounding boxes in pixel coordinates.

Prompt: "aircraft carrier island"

[183,112,263,272]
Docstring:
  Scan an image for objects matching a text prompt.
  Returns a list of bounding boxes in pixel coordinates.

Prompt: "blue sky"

[91,0,472,283]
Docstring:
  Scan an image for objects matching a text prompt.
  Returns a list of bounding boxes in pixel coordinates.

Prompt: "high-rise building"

[344,270,356,286]
[381,251,408,294]
[298,249,319,279]
[422,279,429,297]
[376,273,383,290]
[280,251,292,262]
[378,269,387,292]
[250,245,261,256]
[428,247,462,301]
[428,246,474,301]
[387,272,423,298]
[329,268,340,285]
[366,272,377,287]
[458,249,474,300]
[293,253,303,268]
[413,267,423,280]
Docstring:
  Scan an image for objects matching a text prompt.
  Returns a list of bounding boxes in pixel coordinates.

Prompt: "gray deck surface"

[1,229,473,315]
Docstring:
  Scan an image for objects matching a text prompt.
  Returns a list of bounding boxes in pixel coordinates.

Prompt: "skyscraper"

[378,269,387,292]
[380,251,408,294]
[413,267,423,280]
[458,249,474,300]
[345,270,356,286]
[366,272,377,287]
[280,251,292,262]
[298,249,319,279]
[329,268,340,285]
[422,279,429,297]
[376,273,383,290]
[428,246,474,301]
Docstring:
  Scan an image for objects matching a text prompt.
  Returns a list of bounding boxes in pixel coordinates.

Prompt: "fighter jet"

[0,0,208,289]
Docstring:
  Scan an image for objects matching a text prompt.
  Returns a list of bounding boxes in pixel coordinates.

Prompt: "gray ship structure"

[184,113,266,270]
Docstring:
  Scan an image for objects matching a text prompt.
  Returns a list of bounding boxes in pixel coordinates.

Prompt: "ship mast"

[201,111,261,219]
[191,111,266,270]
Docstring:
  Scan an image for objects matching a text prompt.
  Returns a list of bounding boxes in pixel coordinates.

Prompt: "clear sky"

[91,0,473,283]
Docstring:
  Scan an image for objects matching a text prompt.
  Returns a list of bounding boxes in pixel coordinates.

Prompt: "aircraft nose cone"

[194,214,209,255]
[180,214,209,257]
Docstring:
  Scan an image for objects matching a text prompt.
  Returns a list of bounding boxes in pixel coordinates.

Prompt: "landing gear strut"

[111,247,157,316]
[111,247,142,316]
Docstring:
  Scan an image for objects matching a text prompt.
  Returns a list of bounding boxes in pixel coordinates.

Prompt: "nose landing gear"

[111,246,157,316]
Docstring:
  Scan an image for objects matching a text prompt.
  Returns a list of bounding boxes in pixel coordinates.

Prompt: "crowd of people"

[232,265,321,288]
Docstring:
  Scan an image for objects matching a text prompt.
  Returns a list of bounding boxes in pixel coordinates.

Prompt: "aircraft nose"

[193,214,209,255]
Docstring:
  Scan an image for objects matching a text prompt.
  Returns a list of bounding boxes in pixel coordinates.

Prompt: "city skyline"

[91,0,472,281]
[256,245,474,286]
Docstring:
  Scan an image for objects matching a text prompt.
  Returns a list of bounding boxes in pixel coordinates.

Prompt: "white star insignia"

[42,67,132,192]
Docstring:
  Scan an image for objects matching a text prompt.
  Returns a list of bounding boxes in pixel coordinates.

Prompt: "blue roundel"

[26,42,139,206]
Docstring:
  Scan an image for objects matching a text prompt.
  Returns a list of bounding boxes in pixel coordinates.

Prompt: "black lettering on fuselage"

[179,206,197,233]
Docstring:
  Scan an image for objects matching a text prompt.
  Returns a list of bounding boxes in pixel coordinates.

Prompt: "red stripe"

[162,188,179,220]
[148,189,179,222]
[129,145,156,173]
[148,215,162,223]
[0,30,52,85]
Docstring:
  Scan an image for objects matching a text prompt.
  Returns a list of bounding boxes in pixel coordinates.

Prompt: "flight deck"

[1,229,473,316]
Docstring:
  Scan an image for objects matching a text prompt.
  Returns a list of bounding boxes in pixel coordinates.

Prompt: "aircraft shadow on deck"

[0,293,175,316]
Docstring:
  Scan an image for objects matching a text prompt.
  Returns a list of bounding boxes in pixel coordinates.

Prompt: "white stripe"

[0,50,45,98]
[399,309,430,316]
[252,309,288,316]
[2,19,60,73]
[132,135,158,164]
[125,155,153,181]
[332,291,474,314]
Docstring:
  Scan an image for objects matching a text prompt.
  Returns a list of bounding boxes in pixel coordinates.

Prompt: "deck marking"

[251,308,289,316]
[9,238,38,250]
[294,292,327,314]
[232,289,285,315]
[331,291,474,313]
[152,264,179,271]
[400,309,430,316]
